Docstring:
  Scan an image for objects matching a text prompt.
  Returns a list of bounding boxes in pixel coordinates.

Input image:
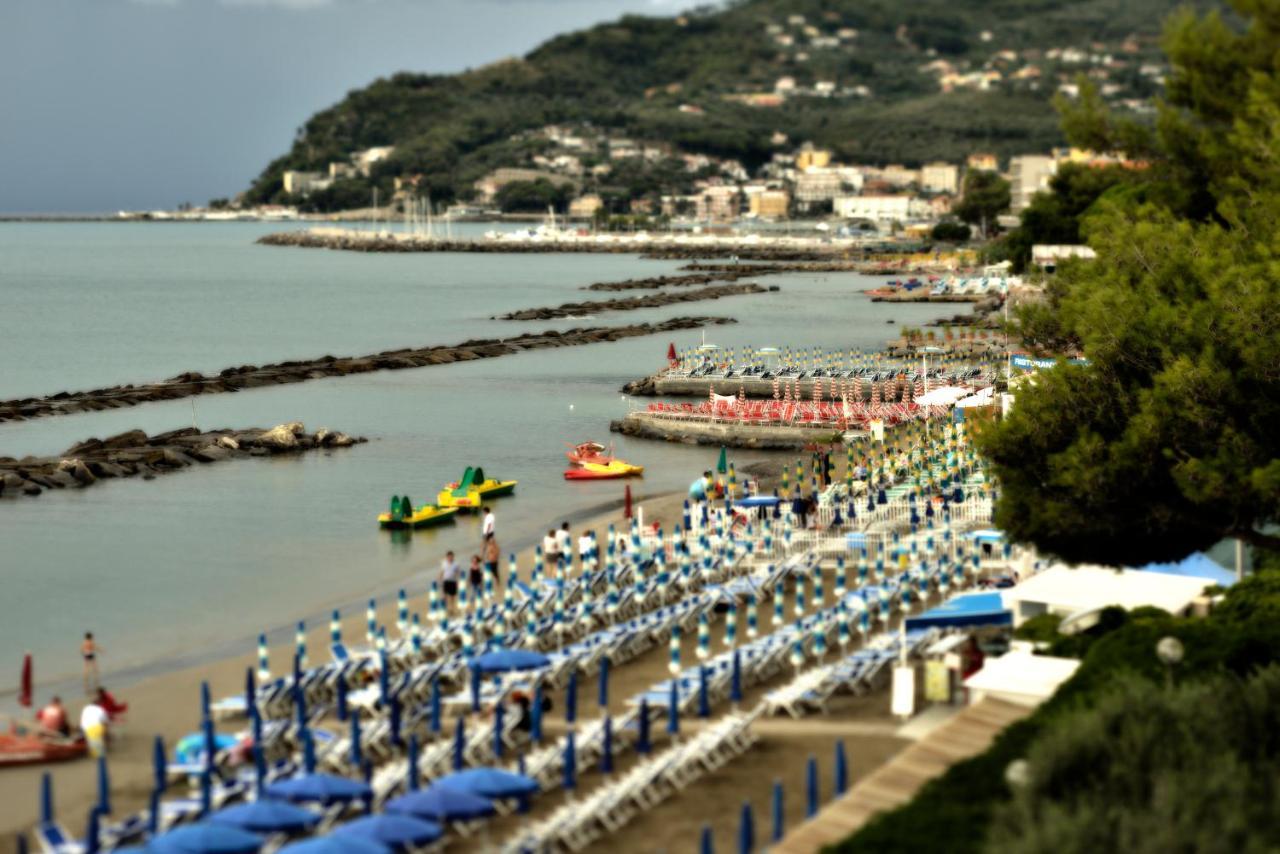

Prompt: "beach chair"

[35,822,83,854]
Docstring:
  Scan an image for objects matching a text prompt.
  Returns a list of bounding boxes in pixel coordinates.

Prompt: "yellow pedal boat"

[379,495,459,530]
[563,459,644,480]
[437,466,517,510]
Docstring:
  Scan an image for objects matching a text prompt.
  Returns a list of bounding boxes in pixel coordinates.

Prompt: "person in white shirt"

[543,529,560,567]
[482,507,496,538]
[440,551,461,611]
[555,522,572,565]
[80,701,109,758]
[577,530,595,570]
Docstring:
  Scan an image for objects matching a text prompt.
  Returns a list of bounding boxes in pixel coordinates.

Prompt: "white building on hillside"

[834,195,928,223]
[1009,154,1057,211]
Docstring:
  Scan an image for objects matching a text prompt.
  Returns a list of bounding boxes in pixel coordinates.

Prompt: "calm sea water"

[0,222,951,697]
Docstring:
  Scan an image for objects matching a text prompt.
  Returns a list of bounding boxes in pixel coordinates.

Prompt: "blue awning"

[1132,552,1236,587]
[904,592,1011,631]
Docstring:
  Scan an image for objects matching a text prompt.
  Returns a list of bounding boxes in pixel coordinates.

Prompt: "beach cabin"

[1002,565,1215,629]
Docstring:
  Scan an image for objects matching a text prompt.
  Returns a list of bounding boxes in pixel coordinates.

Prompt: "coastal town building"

[967,152,1000,171]
[794,171,843,205]
[833,195,926,223]
[282,170,332,196]
[747,188,790,219]
[796,146,832,170]
[568,194,604,219]
[880,164,921,188]
[695,185,741,221]
[920,162,959,194]
[1009,154,1058,211]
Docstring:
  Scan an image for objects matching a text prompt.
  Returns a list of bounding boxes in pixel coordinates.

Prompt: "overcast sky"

[0,0,696,213]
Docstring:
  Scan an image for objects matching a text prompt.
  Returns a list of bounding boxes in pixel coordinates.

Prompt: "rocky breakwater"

[0,317,733,424]
[583,271,761,291]
[498,284,775,321]
[0,423,365,499]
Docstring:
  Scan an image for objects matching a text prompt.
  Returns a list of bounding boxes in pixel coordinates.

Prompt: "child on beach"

[81,632,100,694]
[468,554,484,594]
[543,528,560,568]
[441,551,460,611]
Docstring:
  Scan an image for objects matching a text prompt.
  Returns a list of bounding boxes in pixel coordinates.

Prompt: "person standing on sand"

[543,528,560,569]
[441,551,461,613]
[482,506,496,539]
[556,522,572,567]
[468,555,484,598]
[482,533,500,585]
[80,696,109,758]
[81,632,101,694]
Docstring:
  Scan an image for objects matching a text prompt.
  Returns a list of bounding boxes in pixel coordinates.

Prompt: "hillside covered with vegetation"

[243,0,1190,209]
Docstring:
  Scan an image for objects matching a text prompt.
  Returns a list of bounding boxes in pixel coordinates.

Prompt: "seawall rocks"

[0,424,366,500]
[497,284,775,320]
[0,317,735,424]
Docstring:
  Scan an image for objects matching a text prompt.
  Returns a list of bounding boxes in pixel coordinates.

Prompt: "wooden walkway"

[774,699,1032,853]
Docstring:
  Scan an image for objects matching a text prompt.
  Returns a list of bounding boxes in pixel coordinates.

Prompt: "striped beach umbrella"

[773,583,785,627]
[579,577,594,625]
[457,579,470,614]
[532,547,543,586]
[397,590,409,634]
[789,637,805,671]
[794,575,806,618]
[504,574,516,613]
[295,621,307,669]
[857,553,869,585]
[606,574,620,618]
[696,611,710,660]
[668,625,682,675]
[837,605,851,650]
[483,573,495,605]
[812,561,824,605]
[724,604,737,649]
[257,634,269,681]
[366,599,377,644]
[656,566,669,602]
[330,610,342,647]
[834,557,847,599]
[525,604,538,646]
[812,620,827,660]
[747,594,759,638]
[427,582,441,625]
[634,560,646,599]
[461,621,474,659]
[409,614,423,657]
[780,466,789,499]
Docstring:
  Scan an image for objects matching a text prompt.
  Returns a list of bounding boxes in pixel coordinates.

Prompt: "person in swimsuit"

[82,632,101,694]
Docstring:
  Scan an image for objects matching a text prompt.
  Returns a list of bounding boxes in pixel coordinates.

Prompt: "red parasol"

[19,652,32,708]
[666,342,677,364]
[623,484,633,519]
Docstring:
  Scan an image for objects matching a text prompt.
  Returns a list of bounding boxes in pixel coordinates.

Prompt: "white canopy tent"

[915,386,970,406]
[1003,565,1212,628]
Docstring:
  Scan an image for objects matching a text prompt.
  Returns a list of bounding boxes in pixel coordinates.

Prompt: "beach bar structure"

[1001,565,1215,629]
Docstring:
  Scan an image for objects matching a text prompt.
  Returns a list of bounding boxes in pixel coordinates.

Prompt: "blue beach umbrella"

[600,716,614,775]
[834,740,848,795]
[199,769,213,817]
[730,650,743,706]
[279,837,387,854]
[563,730,577,792]
[350,710,363,769]
[429,678,442,735]
[805,756,819,818]
[200,682,211,721]
[209,801,320,835]
[301,728,317,775]
[202,716,217,773]
[292,684,306,733]
[700,824,714,854]
[698,666,710,718]
[453,717,466,771]
[85,808,99,854]
[637,699,652,755]
[379,648,391,705]
[469,665,482,713]
[147,821,262,854]
[667,680,680,736]
[389,697,403,748]
[266,773,371,807]
[149,788,162,837]
[40,772,54,824]
[738,802,755,854]
[153,736,168,794]
[96,755,111,816]
[470,648,550,674]
[565,671,578,726]
[436,767,538,800]
[386,785,495,823]
[598,657,610,708]
[334,675,349,724]
[493,701,505,759]
[406,735,420,792]
[333,815,442,853]
[531,682,544,744]
[771,780,784,842]
[252,746,267,798]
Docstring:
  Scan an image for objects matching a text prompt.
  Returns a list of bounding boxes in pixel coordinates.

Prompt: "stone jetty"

[0,317,734,424]
[583,271,762,291]
[498,284,775,320]
[611,411,845,450]
[0,423,365,499]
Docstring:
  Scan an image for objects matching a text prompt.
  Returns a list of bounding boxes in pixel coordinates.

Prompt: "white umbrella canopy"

[955,387,996,408]
[915,385,970,406]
